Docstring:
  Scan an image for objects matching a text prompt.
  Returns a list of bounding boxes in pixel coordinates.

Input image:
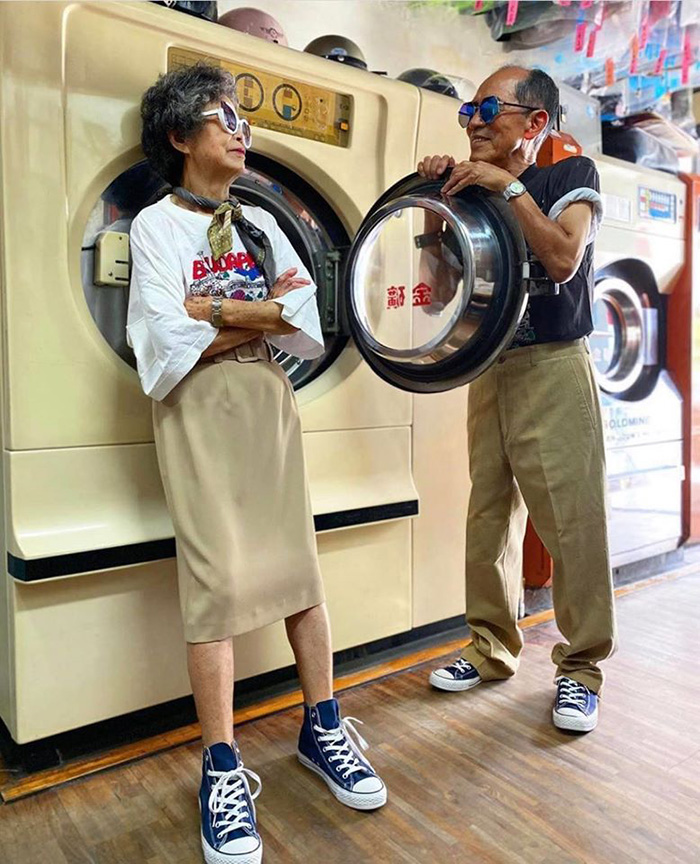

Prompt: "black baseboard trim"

[8,500,419,583]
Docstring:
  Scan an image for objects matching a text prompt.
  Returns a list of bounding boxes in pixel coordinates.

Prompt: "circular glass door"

[81,158,349,390]
[344,173,529,393]
[590,277,645,395]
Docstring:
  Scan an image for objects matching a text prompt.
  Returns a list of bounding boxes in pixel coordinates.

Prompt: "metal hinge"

[314,247,347,334]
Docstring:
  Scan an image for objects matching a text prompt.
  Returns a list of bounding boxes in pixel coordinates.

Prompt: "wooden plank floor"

[1,572,699,864]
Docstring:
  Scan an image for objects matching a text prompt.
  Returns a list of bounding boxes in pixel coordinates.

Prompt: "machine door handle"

[641,307,659,366]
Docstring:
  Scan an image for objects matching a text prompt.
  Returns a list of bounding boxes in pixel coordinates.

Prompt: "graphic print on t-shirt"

[188,250,268,301]
[511,307,537,346]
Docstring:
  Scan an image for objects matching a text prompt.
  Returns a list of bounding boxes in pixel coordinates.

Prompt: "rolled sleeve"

[546,156,603,245]
[548,187,604,244]
[268,285,325,360]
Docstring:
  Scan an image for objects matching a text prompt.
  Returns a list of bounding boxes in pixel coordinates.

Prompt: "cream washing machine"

[592,156,685,567]
[0,1,474,746]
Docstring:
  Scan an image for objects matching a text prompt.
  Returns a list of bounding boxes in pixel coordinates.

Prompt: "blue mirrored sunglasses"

[458,95,539,128]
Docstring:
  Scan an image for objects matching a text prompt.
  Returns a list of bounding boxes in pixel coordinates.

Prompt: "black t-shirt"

[509,156,601,348]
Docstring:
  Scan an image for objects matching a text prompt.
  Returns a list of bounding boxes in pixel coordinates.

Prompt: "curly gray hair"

[140,63,238,185]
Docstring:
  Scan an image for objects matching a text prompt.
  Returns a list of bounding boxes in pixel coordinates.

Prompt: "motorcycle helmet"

[304,35,368,70]
[397,68,460,100]
[151,1,218,22]
[218,7,289,46]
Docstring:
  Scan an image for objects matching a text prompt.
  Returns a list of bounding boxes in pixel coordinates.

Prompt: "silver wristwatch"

[503,179,527,202]
[211,296,224,328]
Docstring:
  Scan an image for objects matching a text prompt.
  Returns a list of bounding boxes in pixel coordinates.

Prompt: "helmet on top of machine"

[396,68,475,101]
[304,35,369,70]
[218,6,289,46]
[150,1,218,22]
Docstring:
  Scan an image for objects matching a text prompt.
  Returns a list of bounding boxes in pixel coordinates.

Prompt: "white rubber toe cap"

[352,775,385,795]
[552,706,598,732]
[202,832,262,864]
[432,668,457,681]
[220,836,262,855]
[429,669,482,692]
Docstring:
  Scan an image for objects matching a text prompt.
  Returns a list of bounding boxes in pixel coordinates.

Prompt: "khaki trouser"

[461,339,617,694]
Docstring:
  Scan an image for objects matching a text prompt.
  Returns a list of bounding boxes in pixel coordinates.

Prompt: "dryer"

[592,157,685,567]
[0,1,476,744]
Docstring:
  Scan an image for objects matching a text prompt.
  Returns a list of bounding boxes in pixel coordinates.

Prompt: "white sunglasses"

[201,101,252,149]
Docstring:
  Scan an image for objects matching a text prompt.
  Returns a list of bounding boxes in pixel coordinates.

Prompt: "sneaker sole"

[297,752,387,810]
[552,708,598,733]
[201,833,263,864]
[429,671,482,692]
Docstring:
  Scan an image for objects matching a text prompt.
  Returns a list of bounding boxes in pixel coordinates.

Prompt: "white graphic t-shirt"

[126,195,324,401]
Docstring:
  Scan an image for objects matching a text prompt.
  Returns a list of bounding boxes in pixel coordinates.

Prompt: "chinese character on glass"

[387,285,406,309]
[412,282,433,307]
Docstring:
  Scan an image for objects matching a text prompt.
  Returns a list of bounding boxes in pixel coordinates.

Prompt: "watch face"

[505,180,526,199]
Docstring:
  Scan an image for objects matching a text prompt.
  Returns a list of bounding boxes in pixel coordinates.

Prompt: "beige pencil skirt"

[152,340,325,643]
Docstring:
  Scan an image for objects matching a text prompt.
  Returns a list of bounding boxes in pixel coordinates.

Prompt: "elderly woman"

[126,64,386,864]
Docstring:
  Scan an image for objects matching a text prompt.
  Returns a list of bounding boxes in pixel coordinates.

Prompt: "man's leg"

[506,344,617,696]
[460,368,529,680]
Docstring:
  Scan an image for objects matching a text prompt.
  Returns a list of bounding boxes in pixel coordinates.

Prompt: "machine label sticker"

[601,193,631,223]
[412,283,433,307]
[387,285,406,309]
[168,47,352,147]
[638,187,677,223]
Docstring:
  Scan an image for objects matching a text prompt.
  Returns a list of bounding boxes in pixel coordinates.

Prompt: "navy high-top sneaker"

[553,676,599,732]
[430,657,482,692]
[199,741,263,864]
[297,698,387,811]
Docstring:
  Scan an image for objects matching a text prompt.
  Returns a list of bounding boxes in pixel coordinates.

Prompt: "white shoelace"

[557,677,589,709]
[451,658,474,673]
[314,716,371,781]
[207,766,262,841]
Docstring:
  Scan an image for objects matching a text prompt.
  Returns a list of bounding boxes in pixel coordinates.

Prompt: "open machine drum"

[82,154,350,391]
[342,172,530,393]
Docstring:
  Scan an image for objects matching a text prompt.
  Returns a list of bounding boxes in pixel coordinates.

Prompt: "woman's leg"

[285,602,333,704]
[290,602,388,809]
[187,638,235,745]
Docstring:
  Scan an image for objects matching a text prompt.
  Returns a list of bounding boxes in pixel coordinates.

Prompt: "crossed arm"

[189,267,306,360]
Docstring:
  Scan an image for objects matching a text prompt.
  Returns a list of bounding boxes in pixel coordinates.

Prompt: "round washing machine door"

[589,266,660,400]
[81,158,350,391]
[231,156,350,387]
[342,173,530,393]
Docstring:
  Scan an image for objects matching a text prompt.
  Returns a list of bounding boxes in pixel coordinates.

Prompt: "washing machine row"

[0,0,473,744]
[0,1,689,748]
[592,158,685,568]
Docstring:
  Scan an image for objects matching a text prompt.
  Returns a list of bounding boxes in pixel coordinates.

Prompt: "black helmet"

[304,35,368,70]
[397,68,459,99]
[151,1,218,22]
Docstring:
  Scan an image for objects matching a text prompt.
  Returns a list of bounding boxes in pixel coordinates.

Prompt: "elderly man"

[421,66,616,733]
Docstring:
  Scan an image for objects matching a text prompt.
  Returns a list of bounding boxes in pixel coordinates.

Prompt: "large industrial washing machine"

[591,157,685,567]
[0,1,471,744]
